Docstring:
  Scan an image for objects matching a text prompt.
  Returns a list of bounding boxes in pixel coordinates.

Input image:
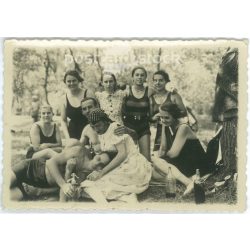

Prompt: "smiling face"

[102,74,116,93]
[90,120,110,135]
[40,107,53,123]
[65,75,80,90]
[153,74,167,92]
[132,68,147,86]
[159,110,175,127]
[81,99,97,116]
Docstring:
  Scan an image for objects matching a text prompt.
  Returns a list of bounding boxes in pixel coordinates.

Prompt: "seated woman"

[80,108,152,203]
[26,105,62,160]
[150,70,188,152]
[153,103,210,179]
[80,108,197,202]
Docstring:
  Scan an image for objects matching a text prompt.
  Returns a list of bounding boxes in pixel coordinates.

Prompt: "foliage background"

[12,45,228,117]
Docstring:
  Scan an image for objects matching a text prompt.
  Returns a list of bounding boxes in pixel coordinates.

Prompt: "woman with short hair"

[60,70,95,140]
[26,105,62,160]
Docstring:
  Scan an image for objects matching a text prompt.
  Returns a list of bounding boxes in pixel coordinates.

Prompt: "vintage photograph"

[2,39,247,211]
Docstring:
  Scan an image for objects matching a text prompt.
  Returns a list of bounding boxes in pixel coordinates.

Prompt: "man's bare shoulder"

[63,145,84,158]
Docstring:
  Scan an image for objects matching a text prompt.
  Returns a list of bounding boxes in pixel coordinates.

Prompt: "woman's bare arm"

[46,146,82,187]
[100,141,127,176]
[55,123,62,147]
[172,93,188,117]
[159,124,168,158]
[60,97,70,139]
[166,125,189,158]
[30,124,41,151]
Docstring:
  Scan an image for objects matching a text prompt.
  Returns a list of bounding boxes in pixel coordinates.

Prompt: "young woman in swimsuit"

[150,70,187,152]
[122,66,151,161]
[60,70,95,141]
[27,105,62,160]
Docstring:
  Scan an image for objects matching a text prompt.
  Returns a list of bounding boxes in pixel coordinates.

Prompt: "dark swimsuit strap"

[130,86,148,99]
[36,123,55,137]
[66,89,88,105]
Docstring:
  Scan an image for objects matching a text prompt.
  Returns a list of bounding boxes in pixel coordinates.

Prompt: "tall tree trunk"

[44,50,50,104]
[96,48,103,77]
[157,48,162,71]
[69,48,82,73]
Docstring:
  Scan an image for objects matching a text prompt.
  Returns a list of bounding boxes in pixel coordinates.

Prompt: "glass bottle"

[194,169,205,204]
[70,173,78,200]
[89,142,95,159]
[165,166,176,198]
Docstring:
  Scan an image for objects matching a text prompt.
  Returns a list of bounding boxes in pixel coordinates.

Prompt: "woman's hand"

[114,125,127,136]
[87,170,103,181]
[151,113,160,122]
[61,183,74,198]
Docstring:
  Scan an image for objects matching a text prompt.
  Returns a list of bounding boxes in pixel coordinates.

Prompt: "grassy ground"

[9,115,237,205]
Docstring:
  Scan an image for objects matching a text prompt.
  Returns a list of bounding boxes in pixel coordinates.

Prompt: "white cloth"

[82,122,152,200]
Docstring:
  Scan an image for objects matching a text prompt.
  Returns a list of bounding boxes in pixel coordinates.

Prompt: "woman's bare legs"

[138,134,151,161]
[152,156,194,195]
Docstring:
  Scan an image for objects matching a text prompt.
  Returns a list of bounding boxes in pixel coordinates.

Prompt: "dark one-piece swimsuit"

[66,90,89,139]
[164,126,210,177]
[122,86,151,139]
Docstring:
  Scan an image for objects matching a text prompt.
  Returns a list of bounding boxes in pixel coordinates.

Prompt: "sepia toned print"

[2,39,248,211]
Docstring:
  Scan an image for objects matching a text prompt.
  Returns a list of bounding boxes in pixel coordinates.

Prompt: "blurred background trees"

[12,45,227,118]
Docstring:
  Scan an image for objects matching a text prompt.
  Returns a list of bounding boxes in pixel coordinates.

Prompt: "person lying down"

[11,129,195,203]
[10,145,114,201]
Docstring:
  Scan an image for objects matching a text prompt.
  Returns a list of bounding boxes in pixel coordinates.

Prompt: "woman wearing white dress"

[80,109,195,203]
[80,108,152,203]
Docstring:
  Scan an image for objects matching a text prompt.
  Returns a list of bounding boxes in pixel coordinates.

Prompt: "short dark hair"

[81,97,99,107]
[160,103,183,119]
[153,70,170,82]
[63,70,84,83]
[131,66,147,78]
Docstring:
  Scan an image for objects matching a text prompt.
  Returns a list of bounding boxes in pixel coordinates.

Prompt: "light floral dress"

[96,90,125,125]
[82,122,152,200]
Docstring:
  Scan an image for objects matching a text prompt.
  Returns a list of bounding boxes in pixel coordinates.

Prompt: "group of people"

[11,66,213,204]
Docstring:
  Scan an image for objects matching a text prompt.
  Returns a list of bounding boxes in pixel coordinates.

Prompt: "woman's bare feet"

[183,181,194,196]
